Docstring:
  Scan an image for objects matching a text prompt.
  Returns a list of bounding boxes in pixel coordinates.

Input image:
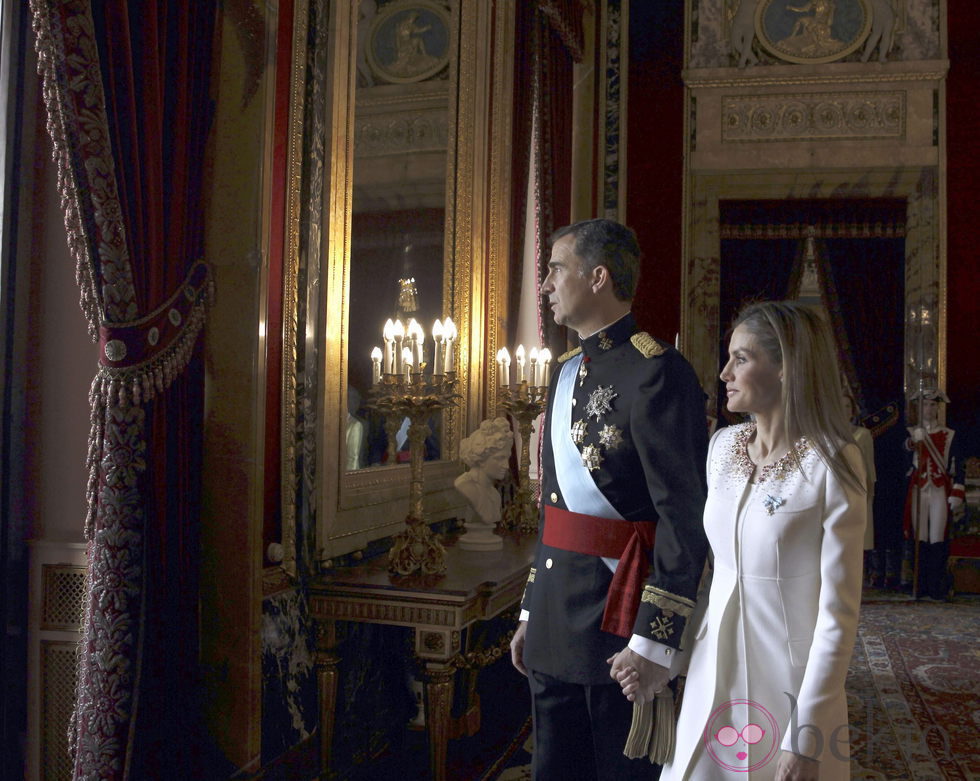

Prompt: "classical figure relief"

[861,0,896,62]
[780,1,843,57]
[366,1,451,85]
[756,0,871,65]
[730,0,761,67]
[389,11,438,77]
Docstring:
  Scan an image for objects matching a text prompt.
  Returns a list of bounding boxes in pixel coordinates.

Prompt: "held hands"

[607,647,670,704]
[774,750,819,781]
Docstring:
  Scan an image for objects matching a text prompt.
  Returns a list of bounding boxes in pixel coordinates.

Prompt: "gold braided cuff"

[640,585,695,617]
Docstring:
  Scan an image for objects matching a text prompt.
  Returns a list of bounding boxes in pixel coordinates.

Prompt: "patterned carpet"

[849,596,980,779]
[486,594,980,780]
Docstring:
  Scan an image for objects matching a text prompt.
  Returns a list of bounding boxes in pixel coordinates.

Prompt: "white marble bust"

[455,417,513,550]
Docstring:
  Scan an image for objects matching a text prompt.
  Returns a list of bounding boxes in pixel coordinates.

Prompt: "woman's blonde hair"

[732,300,864,491]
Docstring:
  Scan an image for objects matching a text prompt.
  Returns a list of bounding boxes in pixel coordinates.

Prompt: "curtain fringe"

[83,266,214,538]
[29,0,102,341]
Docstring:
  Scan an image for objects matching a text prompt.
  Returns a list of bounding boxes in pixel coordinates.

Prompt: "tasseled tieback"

[95,258,214,406]
[84,259,214,538]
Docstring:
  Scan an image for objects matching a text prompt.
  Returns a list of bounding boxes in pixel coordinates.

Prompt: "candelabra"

[497,381,548,534]
[369,371,460,576]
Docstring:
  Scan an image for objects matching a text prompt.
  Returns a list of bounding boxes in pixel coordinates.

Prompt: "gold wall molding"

[354,113,449,156]
[722,91,905,142]
[683,59,948,90]
[280,0,513,560]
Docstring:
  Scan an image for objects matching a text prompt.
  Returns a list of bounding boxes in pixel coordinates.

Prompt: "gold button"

[545,558,553,569]
[550,492,558,503]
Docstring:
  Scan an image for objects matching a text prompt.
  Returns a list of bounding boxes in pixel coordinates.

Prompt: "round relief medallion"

[147,327,160,346]
[755,0,872,65]
[104,339,127,362]
[366,1,451,85]
[168,308,182,326]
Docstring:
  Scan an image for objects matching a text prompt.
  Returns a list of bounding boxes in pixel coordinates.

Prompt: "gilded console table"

[308,533,535,780]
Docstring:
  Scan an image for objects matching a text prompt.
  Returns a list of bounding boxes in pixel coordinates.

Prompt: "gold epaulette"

[558,346,582,363]
[630,332,666,358]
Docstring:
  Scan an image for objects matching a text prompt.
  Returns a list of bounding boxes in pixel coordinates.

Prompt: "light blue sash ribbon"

[551,354,623,571]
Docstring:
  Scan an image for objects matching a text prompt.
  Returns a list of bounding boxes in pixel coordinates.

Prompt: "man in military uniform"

[509,219,709,779]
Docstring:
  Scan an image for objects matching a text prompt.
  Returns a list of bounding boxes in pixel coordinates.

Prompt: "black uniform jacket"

[522,313,709,685]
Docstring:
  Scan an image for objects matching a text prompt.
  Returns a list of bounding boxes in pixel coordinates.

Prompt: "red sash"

[543,506,656,638]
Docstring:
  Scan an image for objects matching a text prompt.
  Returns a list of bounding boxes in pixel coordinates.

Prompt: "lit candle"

[371,346,383,384]
[393,319,405,375]
[383,319,395,374]
[406,318,418,371]
[529,346,540,387]
[444,317,456,372]
[540,348,552,384]
[407,319,424,371]
[502,347,511,386]
[515,344,526,383]
[495,348,507,387]
[432,319,444,375]
[402,346,413,379]
[675,332,680,350]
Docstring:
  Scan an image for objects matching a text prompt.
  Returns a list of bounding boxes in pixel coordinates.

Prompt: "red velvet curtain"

[509,0,584,350]
[30,1,215,778]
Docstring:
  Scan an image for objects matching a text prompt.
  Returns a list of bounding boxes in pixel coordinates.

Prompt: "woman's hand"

[774,750,819,781]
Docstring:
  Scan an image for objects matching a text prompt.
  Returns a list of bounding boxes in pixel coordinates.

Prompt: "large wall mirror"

[280,0,515,567]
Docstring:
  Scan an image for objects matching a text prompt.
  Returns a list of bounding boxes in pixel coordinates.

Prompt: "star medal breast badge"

[581,444,604,471]
[598,424,623,450]
[585,384,617,421]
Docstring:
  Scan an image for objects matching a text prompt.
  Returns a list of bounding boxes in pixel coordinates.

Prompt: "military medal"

[598,330,613,351]
[598,424,624,450]
[578,356,590,386]
[581,444,603,471]
[585,384,617,421]
[570,419,588,445]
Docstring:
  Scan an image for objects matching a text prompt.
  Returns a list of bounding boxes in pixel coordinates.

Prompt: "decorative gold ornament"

[497,381,549,534]
[368,371,461,576]
[630,332,666,358]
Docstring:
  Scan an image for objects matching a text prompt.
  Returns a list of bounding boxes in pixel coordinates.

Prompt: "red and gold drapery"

[30,1,216,777]
[510,0,585,350]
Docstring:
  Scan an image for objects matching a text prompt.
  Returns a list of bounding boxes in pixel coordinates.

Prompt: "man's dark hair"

[550,218,641,301]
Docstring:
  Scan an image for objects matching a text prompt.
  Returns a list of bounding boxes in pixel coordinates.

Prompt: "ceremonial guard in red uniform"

[904,388,965,600]
[509,219,708,780]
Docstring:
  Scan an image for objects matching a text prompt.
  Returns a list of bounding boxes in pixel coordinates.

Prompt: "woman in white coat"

[623,301,867,780]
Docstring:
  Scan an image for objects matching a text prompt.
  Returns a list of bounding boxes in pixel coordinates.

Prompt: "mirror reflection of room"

[348,0,454,470]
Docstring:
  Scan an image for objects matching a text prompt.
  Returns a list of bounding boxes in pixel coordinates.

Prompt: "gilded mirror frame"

[281,0,515,566]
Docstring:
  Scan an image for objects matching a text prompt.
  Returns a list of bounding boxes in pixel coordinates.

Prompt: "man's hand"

[510,621,528,676]
[606,647,669,703]
[774,750,819,780]
[911,427,927,442]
